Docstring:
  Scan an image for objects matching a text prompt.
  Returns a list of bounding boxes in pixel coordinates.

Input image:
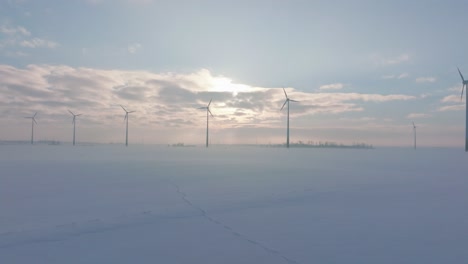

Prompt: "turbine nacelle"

[25,112,38,124]
[120,105,135,120]
[280,88,299,110]
[68,110,82,124]
[198,99,214,117]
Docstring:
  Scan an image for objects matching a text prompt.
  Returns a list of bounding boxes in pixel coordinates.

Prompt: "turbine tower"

[120,105,135,147]
[457,67,468,152]
[68,110,82,146]
[412,121,416,150]
[198,99,213,148]
[25,112,37,145]
[280,88,299,148]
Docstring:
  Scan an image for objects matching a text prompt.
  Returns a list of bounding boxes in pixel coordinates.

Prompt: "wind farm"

[4,77,467,150]
[3,2,468,264]
[1,1,467,150]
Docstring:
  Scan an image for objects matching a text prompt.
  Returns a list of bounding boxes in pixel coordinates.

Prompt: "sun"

[211,77,254,96]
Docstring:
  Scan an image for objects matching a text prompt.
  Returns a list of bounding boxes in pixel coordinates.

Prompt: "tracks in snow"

[170,182,301,264]
[1,181,301,264]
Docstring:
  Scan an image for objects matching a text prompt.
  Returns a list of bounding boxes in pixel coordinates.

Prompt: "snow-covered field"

[1,145,467,264]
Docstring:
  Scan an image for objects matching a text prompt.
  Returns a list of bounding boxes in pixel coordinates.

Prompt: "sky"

[0,0,467,147]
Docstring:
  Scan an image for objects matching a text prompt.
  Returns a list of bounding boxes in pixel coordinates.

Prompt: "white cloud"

[398,73,409,79]
[128,43,142,54]
[316,93,415,102]
[438,105,465,112]
[339,117,376,122]
[407,113,431,119]
[441,94,462,103]
[448,85,462,92]
[416,77,437,83]
[382,73,409,79]
[20,38,59,49]
[319,83,344,90]
[1,23,59,50]
[385,54,410,65]
[0,24,30,36]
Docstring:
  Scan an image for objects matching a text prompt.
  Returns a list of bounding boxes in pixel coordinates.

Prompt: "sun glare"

[211,77,253,96]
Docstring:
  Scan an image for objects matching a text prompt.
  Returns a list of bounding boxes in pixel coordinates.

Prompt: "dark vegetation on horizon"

[169,141,374,149]
[1,140,373,149]
[265,141,373,149]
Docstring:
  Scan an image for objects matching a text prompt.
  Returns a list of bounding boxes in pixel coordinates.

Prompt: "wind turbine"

[68,110,82,146]
[412,121,416,150]
[280,88,299,148]
[120,105,135,147]
[25,112,37,145]
[198,99,213,148]
[457,67,468,152]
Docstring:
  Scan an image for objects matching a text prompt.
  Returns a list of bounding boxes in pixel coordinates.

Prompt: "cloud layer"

[0,64,420,143]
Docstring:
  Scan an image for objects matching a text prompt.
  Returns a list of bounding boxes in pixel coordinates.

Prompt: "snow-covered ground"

[1,145,467,264]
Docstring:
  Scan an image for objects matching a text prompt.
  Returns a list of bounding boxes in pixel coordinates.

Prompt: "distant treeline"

[169,143,196,147]
[264,141,374,149]
[0,140,373,149]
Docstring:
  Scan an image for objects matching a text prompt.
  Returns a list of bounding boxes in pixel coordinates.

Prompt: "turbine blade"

[76,114,82,116]
[120,105,127,112]
[283,88,288,99]
[33,118,37,125]
[458,67,465,82]
[68,110,74,116]
[462,84,465,101]
[289,99,299,102]
[280,99,288,110]
[33,112,37,118]
[198,107,207,109]
[124,113,128,121]
[208,108,213,117]
[208,98,212,107]
[128,111,136,113]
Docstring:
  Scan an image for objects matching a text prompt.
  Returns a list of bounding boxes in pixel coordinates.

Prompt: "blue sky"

[0,0,467,146]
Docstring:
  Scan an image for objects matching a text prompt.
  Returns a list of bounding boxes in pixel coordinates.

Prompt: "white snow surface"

[1,145,468,264]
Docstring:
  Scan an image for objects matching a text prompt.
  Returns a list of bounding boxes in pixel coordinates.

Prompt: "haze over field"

[1,0,468,147]
[1,145,468,264]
